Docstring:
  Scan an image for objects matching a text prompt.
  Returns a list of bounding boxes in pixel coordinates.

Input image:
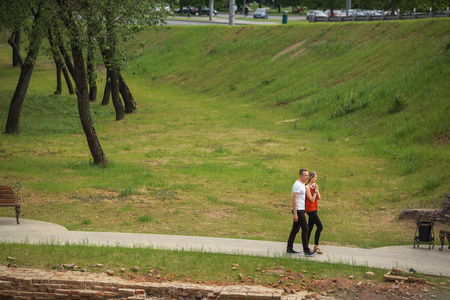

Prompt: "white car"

[306,10,327,20]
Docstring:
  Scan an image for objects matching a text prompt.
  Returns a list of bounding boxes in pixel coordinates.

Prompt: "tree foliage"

[2,0,171,164]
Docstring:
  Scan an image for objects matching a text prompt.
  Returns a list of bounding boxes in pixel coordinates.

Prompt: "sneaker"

[304,250,317,257]
[286,247,300,254]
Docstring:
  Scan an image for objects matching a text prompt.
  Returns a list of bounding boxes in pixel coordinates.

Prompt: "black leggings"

[307,210,323,246]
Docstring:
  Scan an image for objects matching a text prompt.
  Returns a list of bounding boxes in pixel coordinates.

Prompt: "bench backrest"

[0,186,19,204]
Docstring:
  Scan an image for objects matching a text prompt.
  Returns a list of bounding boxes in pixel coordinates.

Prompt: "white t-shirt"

[292,180,306,210]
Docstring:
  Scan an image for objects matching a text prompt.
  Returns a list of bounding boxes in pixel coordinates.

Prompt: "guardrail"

[309,12,450,22]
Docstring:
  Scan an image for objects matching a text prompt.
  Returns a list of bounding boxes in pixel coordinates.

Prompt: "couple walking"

[287,168,323,256]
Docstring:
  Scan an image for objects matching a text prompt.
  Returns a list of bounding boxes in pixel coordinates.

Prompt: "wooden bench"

[0,183,21,224]
[439,230,450,251]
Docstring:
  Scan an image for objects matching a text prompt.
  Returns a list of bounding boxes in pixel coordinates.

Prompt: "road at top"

[166,13,306,26]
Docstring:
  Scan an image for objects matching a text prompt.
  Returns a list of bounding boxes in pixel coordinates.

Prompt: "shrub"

[120,186,136,197]
[332,91,368,118]
[388,91,407,114]
[81,219,92,225]
[137,214,153,223]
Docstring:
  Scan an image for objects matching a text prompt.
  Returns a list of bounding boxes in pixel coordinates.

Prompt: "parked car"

[325,9,343,17]
[155,5,171,12]
[174,6,217,16]
[253,8,269,19]
[367,10,383,16]
[306,10,327,20]
[193,7,218,16]
[340,9,366,17]
[174,7,195,15]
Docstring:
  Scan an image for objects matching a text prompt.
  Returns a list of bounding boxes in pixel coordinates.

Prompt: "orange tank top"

[305,186,318,212]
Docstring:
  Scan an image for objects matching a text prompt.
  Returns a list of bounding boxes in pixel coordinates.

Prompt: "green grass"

[0,19,449,252]
[1,242,448,287]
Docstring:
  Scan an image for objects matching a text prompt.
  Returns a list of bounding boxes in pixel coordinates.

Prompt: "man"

[287,168,316,256]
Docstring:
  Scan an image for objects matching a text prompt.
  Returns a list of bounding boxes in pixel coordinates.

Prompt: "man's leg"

[287,217,301,252]
[298,210,310,253]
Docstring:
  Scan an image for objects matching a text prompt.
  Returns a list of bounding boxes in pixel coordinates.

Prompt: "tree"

[92,0,168,116]
[2,0,169,164]
[3,0,49,134]
[54,0,170,164]
[56,0,108,165]
[87,23,98,102]
[47,28,74,95]
[97,5,125,121]
[11,30,21,67]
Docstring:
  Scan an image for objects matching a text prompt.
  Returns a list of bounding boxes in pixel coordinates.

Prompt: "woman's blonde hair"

[307,171,317,184]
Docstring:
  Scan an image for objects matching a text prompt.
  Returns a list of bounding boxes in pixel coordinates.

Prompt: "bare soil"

[128,271,450,300]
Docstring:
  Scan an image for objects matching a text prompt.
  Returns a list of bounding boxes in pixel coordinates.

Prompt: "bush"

[137,214,153,223]
[388,91,407,114]
[332,91,368,118]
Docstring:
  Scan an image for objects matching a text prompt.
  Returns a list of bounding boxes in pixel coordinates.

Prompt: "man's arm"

[292,192,299,222]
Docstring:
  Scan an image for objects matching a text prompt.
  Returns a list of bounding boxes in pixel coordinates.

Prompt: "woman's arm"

[306,186,317,202]
[314,184,321,200]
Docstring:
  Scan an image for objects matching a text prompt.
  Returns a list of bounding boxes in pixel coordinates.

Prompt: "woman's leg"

[307,211,315,245]
[313,212,323,246]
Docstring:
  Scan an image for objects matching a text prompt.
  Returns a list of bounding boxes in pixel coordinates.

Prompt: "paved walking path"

[1,217,448,277]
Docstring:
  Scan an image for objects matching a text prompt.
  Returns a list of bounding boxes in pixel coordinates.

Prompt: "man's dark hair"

[299,168,308,176]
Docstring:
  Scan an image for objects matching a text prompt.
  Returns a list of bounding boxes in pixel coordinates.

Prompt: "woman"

[305,171,323,254]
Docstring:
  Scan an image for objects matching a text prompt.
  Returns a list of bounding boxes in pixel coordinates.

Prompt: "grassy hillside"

[0,18,449,248]
[128,18,449,201]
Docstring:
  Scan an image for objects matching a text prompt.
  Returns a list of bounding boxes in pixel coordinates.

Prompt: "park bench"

[439,230,450,251]
[0,183,21,224]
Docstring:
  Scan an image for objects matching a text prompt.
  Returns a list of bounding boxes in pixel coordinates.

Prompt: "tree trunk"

[108,68,125,120]
[72,41,108,165]
[87,23,97,102]
[5,63,36,134]
[98,45,124,118]
[391,0,396,14]
[57,0,107,165]
[62,64,75,94]
[8,33,23,68]
[102,76,111,105]
[52,25,77,83]
[48,28,74,95]
[12,30,21,67]
[98,11,125,120]
[48,29,61,95]
[87,52,97,102]
[118,71,136,113]
[54,62,62,95]
[5,8,44,134]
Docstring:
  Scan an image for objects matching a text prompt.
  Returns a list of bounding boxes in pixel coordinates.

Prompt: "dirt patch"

[272,40,306,61]
[289,47,308,60]
[303,277,448,299]
[226,27,253,41]
[128,272,449,299]
[276,118,299,124]
[435,134,449,148]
